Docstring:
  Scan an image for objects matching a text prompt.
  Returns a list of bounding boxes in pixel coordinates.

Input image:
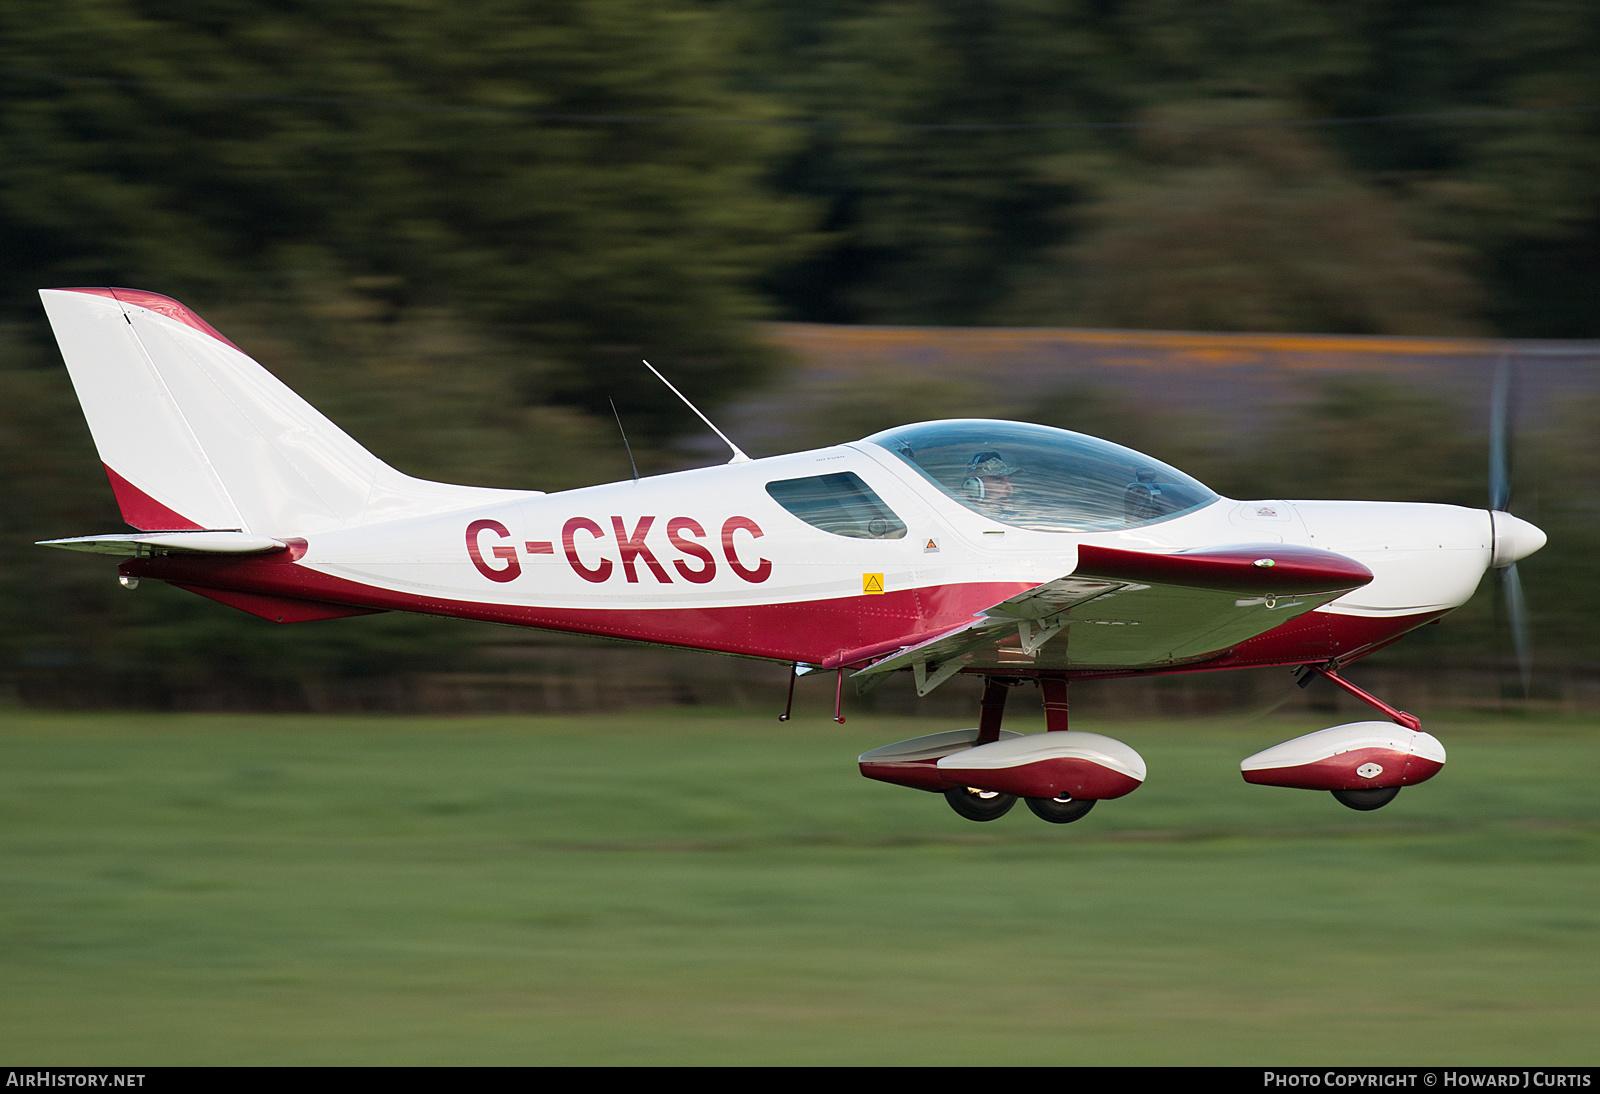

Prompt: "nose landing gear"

[1242,666,1445,812]
[1331,786,1402,811]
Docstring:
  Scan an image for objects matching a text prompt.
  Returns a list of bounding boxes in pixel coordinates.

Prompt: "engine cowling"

[1240,721,1446,791]
[935,732,1147,800]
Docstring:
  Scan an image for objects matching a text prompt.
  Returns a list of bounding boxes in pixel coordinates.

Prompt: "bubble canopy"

[864,420,1219,532]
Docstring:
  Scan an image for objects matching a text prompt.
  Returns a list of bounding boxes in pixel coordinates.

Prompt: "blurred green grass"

[0,707,1595,1065]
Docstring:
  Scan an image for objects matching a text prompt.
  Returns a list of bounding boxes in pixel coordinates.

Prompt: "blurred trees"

[743,0,1126,324]
[1330,1,1600,338]
[995,101,1485,334]
[0,0,811,438]
[741,0,1600,337]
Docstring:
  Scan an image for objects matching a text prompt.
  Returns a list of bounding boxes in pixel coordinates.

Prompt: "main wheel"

[944,786,1017,822]
[1026,795,1096,824]
[1332,786,1401,811]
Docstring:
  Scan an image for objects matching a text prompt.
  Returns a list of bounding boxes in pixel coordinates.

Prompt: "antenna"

[608,398,640,482]
[642,359,750,464]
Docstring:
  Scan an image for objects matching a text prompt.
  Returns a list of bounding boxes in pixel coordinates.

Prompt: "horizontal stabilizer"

[37,531,289,556]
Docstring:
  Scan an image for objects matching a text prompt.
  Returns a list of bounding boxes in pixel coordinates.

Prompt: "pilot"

[961,450,1021,510]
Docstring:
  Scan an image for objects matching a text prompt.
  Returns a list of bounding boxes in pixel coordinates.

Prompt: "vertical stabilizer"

[40,288,531,535]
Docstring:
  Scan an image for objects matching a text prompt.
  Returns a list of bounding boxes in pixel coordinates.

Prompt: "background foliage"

[747,0,1600,335]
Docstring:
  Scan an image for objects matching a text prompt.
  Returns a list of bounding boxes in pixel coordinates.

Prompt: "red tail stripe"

[102,464,204,531]
[57,287,243,351]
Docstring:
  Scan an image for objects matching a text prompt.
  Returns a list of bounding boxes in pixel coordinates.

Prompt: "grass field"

[0,705,1596,1065]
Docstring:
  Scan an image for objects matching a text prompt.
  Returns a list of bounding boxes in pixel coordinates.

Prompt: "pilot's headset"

[961,451,1020,500]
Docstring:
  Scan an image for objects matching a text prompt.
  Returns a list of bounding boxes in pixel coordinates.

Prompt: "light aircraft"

[36,287,1547,823]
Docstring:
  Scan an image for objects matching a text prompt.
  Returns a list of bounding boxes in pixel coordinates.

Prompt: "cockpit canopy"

[866,420,1218,532]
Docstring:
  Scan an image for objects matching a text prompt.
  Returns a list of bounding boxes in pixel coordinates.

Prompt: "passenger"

[961,450,1021,511]
[1124,469,1165,521]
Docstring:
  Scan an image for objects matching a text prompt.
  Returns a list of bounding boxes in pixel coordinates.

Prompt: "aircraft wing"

[852,543,1373,694]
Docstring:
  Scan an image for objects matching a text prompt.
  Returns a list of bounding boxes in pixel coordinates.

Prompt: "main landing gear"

[943,786,1016,822]
[1240,664,1447,811]
[1025,794,1097,824]
[858,677,1146,824]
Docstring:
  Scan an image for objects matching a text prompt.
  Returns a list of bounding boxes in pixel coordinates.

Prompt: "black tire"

[1332,786,1401,811]
[1025,795,1097,824]
[944,786,1017,822]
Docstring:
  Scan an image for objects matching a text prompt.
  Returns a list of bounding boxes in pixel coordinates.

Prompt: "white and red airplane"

[36,287,1547,823]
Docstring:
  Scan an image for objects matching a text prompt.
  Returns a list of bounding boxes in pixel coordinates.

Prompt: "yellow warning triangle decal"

[862,573,884,594]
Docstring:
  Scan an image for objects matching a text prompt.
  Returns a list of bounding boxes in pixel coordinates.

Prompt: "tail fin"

[40,288,531,535]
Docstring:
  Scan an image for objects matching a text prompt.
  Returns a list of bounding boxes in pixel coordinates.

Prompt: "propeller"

[1488,353,1534,696]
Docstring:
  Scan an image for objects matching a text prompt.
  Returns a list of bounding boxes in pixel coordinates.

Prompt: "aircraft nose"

[1490,511,1546,568]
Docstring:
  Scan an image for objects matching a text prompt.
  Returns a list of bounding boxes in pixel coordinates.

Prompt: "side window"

[766,472,908,540]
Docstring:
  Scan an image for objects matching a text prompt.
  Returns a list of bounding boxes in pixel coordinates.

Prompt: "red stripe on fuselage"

[116,553,1445,673]
[119,551,1033,666]
[1203,606,1445,668]
[1066,608,1448,679]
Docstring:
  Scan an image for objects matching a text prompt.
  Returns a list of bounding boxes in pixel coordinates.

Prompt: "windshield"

[866,420,1218,532]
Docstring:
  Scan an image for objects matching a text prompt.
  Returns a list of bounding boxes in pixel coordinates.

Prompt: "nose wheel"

[943,786,1017,821]
[1331,786,1401,811]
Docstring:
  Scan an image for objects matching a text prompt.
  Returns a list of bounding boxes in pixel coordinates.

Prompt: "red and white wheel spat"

[1240,721,1446,792]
